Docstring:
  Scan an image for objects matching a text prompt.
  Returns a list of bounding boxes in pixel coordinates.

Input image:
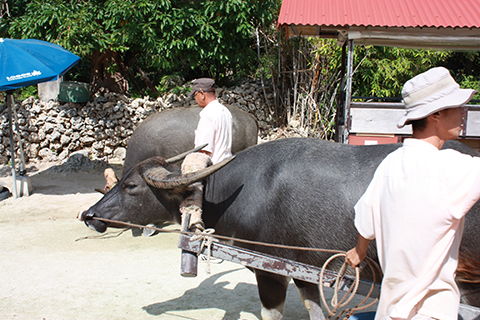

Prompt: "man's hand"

[345,234,371,268]
[346,247,365,268]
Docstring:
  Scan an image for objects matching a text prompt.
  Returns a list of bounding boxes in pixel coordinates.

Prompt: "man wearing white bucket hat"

[346,67,480,320]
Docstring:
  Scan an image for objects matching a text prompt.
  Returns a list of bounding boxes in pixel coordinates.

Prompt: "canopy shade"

[0,38,80,198]
[0,38,80,91]
[278,0,480,50]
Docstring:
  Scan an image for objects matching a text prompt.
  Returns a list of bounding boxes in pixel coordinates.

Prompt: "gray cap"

[188,78,215,97]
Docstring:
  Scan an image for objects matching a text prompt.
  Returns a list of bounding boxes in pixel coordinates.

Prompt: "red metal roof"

[278,0,480,29]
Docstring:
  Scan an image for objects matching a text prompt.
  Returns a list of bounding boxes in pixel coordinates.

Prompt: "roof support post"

[334,43,347,143]
[343,39,354,144]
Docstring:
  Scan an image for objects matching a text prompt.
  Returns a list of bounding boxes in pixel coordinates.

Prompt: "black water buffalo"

[82,138,480,319]
[122,105,258,174]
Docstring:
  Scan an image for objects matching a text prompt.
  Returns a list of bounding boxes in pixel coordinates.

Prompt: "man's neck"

[411,131,445,150]
[201,97,217,109]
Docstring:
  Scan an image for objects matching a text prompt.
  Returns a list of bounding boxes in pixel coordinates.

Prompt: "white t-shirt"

[355,139,480,320]
[194,100,232,164]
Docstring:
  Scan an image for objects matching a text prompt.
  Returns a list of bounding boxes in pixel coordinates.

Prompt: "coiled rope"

[319,253,381,319]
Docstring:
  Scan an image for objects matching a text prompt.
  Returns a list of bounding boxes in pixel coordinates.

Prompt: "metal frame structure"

[278,0,480,143]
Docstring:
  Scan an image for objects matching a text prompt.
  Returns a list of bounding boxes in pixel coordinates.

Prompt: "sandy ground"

[0,161,377,320]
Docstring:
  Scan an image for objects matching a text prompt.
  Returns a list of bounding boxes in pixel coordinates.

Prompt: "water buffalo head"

[79,151,234,233]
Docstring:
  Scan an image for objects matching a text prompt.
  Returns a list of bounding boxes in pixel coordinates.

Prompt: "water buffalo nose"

[77,211,94,221]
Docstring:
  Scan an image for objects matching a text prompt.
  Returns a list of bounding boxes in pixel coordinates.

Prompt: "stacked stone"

[0,80,274,164]
[217,80,274,131]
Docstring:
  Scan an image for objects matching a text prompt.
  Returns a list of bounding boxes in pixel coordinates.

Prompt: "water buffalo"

[81,138,480,319]
[122,105,258,174]
[97,104,257,193]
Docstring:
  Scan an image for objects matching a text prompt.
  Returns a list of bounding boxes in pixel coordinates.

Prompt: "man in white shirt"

[191,78,232,164]
[180,78,232,232]
[346,67,480,320]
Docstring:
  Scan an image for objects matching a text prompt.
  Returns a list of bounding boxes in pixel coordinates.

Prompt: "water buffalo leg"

[255,269,289,320]
[293,279,326,320]
[459,281,480,306]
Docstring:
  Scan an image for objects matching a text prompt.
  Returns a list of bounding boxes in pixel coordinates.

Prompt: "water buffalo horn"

[142,156,235,189]
[94,188,107,195]
[165,143,208,164]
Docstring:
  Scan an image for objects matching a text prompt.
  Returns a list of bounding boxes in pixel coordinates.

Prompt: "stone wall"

[0,80,274,165]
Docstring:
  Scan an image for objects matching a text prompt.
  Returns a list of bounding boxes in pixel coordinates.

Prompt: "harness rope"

[81,217,381,318]
[82,217,345,252]
[190,228,216,274]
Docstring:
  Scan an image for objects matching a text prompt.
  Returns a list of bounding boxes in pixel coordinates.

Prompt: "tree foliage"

[1,0,480,117]
[349,46,480,101]
[1,0,279,94]
[352,46,451,98]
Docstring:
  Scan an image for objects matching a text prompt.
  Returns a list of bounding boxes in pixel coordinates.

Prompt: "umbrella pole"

[12,96,30,196]
[6,91,17,198]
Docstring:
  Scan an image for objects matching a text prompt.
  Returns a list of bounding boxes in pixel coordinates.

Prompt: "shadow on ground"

[0,152,123,196]
[143,268,313,319]
[144,269,261,319]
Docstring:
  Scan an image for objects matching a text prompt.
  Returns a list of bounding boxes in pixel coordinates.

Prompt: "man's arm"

[345,234,371,267]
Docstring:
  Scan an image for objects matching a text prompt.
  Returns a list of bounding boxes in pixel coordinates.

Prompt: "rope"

[83,217,345,254]
[75,228,130,241]
[319,253,381,320]
[190,228,216,274]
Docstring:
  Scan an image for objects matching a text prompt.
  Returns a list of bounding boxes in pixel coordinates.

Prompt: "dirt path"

[0,162,315,320]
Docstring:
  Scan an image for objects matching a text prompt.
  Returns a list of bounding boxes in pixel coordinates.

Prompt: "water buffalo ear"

[142,156,235,189]
[165,143,208,164]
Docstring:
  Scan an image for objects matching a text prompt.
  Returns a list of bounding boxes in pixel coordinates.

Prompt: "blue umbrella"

[0,38,80,90]
[0,38,80,198]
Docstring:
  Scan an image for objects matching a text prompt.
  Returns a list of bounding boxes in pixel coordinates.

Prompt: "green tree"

[1,0,278,95]
[351,46,451,98]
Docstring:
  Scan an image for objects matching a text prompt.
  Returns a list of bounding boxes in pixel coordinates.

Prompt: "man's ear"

[429,111,442,122]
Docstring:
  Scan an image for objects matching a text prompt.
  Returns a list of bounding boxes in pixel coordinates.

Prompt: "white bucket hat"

[397,67,476,128]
